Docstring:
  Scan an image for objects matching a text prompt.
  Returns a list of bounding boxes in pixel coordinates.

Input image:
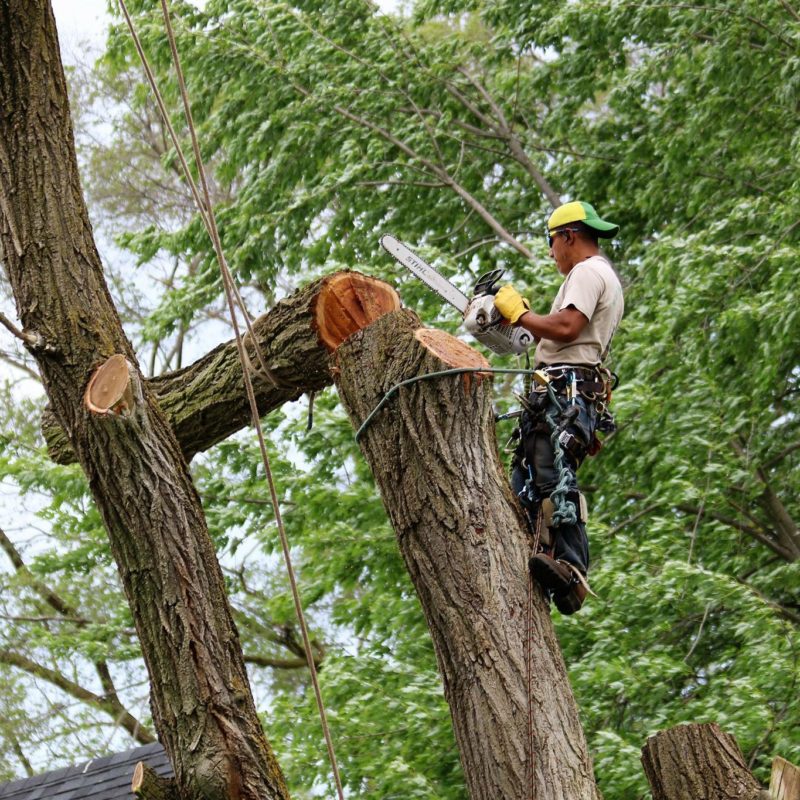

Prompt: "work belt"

[533,364,611,401]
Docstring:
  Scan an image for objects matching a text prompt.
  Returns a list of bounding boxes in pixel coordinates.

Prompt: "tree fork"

[0,2,289,797]
[42,273,383,464]
[327,304,600,800]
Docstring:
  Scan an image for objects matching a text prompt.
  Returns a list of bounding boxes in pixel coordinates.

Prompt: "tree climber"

[494,201,624,614]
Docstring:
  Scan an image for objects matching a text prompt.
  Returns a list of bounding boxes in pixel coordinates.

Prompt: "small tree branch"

[0,312,38,347]
[0,648,155,744]
[9,733,34,777]
[763,441,800,470]
[244,654,318,669]
[0,348,40,381]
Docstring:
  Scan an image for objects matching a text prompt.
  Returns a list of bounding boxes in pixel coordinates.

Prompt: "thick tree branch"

[0,5,291,795]
[42,274,337,464]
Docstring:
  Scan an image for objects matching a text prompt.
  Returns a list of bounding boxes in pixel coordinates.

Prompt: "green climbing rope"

[354,367,537,442]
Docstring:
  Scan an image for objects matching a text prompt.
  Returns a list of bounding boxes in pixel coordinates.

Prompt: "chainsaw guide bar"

[379,233,534,356]
[379,234,470,314]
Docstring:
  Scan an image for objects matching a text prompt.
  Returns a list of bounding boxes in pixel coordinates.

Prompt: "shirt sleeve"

[557,262,605,320]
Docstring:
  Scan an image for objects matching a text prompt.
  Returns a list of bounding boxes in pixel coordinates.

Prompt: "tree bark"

[0,3,288,798]
[641,723,769,800]
[41,273,354,465]
[329,301,601,800]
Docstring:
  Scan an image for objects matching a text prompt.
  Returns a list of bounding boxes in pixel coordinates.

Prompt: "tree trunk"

[641,723,769,800]
[0,3,288,798]
[327,294,601,799]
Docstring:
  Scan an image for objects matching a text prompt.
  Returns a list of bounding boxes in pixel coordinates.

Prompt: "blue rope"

[543,382,577,528]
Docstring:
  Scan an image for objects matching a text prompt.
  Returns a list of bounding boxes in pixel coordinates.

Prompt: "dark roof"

[0,743,172,800]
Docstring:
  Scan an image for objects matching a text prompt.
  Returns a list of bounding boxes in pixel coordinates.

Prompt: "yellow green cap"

[547,201,619,238]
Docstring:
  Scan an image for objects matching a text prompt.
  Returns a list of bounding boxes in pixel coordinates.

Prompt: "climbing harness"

[515,365,615,534]
[117,2,344,795]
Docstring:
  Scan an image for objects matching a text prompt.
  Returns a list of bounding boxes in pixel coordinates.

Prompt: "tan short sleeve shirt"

[534,255,624,367]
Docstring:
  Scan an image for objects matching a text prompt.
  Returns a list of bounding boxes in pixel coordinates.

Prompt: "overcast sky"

[51,0,111,63]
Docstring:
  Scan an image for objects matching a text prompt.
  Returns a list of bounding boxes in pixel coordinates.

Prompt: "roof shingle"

[0,744,172,800]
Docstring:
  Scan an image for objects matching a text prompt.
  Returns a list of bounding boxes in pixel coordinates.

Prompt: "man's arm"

[494,283,592,343]
[516,306,589,343]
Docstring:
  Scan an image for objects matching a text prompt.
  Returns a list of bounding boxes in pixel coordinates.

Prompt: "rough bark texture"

[641,723,768,800]
[42,275,344,464]
[332,308,600,800]
[0,3,288,798]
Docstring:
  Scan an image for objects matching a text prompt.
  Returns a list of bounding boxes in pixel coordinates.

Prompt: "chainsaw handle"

[473,268,505,296]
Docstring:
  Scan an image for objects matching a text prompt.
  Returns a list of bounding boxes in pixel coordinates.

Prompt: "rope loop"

[543,383,577,528]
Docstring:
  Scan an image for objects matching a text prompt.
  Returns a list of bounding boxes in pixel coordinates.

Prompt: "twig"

[0,312,37,346]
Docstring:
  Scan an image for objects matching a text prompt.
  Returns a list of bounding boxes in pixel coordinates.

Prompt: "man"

[494,201,624,614]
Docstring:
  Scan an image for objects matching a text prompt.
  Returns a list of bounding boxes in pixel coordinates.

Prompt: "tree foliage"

[1,0,798,797]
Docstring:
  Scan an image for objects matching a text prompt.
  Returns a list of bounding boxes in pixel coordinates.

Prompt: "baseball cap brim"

[548,201,619,238]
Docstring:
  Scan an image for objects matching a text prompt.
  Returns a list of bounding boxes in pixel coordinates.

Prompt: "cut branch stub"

[414,327,490,378]
[771,756,800,800]
[131,761,178,800]
[641,723,767,800]
[84,354,135,415]
[313,271,401,351]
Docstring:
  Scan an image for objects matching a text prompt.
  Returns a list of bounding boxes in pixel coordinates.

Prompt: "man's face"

[548,228,574,274]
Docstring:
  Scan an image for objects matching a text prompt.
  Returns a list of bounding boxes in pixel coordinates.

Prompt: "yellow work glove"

[494,284,530,324]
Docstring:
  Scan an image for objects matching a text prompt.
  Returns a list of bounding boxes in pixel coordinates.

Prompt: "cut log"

[43,271,399,464]
[641,723,768,800]
[84,354,135,415]
[771,756,800,800]
[131,761,178,800]
[333,308,600,800]
[313,271,401,351]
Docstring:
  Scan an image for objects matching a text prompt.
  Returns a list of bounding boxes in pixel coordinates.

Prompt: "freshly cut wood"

[414,327,489,369]
[84,354,134,415]
[642,723,768,800]
[771,756,800,800]
[313,271,401,351]
[131,761,178,800]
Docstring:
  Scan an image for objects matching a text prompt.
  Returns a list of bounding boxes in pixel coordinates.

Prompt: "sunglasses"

[547,227,580,247]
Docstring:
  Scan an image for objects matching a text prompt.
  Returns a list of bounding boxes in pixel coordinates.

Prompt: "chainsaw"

[379,234,534,356]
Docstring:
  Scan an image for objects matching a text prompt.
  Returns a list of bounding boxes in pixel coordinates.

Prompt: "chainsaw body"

[462,269,534,356]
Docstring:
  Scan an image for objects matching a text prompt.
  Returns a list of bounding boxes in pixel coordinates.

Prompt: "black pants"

[512,391,597,575]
